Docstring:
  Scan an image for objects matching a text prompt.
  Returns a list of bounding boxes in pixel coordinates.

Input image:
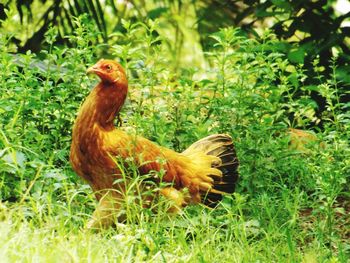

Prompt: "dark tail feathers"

[184,134,239,207]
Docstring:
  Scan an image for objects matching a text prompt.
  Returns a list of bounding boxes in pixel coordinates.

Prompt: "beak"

[87,59,105,75]
[87,65,99,75]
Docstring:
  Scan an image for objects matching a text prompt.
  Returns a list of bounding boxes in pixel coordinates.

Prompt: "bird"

[70,59,239,229]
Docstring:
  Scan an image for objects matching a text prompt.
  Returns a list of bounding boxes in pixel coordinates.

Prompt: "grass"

[0,18,349,262]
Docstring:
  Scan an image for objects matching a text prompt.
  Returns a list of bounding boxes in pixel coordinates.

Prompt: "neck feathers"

[75,81,128,131]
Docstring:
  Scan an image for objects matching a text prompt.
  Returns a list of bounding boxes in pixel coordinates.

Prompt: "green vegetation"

[1,2,349,262]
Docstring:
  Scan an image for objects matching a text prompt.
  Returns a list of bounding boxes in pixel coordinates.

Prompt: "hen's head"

[87,59,127,86]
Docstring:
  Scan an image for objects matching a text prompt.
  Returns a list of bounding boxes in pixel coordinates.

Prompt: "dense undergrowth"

[0,18,349,262]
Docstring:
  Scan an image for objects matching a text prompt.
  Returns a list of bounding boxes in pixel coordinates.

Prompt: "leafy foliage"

[3,1,350,68]
[0,16,99,201]
[2,0,349,125]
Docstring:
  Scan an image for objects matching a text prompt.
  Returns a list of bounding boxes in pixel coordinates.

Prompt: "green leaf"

[1,151,26,169]
[288,47,305,64]
[271,0,291,11]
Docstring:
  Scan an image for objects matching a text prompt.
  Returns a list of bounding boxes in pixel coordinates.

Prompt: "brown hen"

[70,59,239,228]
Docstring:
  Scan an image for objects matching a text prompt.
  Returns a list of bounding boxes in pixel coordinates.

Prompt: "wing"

[105,130,181,185]
[105,130,224,204]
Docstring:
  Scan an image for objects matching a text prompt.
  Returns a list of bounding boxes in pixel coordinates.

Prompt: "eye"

[106,64,112,71]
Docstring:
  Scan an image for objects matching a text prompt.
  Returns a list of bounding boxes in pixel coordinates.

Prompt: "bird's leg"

[86,190,123,229]
[160,187,189,213]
